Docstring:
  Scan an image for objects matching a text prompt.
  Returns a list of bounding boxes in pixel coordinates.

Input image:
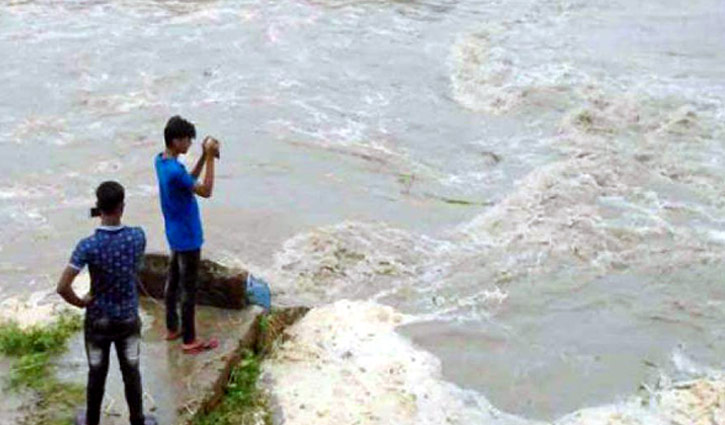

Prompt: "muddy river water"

[2,0,725,422]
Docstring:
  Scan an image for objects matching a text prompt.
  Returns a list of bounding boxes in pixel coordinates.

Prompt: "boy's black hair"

[91,181,125,217]
[164,115,196,147]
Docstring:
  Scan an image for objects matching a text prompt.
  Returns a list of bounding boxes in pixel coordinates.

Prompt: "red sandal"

[182,338,219,354]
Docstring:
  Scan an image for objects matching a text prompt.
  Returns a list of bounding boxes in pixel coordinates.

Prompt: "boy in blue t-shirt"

[155,115,220,354]
[56,181,157,425]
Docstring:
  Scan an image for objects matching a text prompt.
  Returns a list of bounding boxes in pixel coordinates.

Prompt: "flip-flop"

[144,414,159,425]
[74,410,86,425]
[182,338,219,354]
[165,330,182,341]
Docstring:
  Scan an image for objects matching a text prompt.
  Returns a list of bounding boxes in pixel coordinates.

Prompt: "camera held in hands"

[204,136,221,159]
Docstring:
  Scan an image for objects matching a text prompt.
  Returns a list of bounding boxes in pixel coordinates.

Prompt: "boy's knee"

[123,336,141,366]
[87,345,105,368]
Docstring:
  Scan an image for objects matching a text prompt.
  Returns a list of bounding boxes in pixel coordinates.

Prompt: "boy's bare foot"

[164,330,181,341]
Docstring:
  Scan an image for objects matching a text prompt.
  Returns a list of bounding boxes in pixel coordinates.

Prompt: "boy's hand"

[211,139,220,159]
[203,136,220,159]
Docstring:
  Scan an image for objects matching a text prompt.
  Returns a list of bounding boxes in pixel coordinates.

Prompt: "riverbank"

[1,295,723,425]
[0,295,309,425]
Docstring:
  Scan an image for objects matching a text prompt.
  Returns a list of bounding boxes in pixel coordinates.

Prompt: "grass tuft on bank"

[193,308,309,425]
[193,349,271,425]
[0,313,81,357]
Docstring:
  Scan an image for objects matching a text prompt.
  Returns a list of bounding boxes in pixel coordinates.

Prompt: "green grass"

[0,313,82,358]
[255,311,279,355]
[194,308,309,425]
[25,379,85,425]
[0,312,85,425]
[192,350,271,425]
[258,315,269,335]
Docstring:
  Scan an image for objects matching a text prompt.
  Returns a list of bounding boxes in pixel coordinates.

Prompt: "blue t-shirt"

[69,226,145,320]
[155,153,204,251]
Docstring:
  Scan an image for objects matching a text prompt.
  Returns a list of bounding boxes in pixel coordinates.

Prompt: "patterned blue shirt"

[69,226,145,320]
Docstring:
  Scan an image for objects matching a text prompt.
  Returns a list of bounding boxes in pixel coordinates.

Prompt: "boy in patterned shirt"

[56,181,157,425]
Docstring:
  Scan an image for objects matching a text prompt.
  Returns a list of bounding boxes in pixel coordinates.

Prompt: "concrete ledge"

[57,299,265,425]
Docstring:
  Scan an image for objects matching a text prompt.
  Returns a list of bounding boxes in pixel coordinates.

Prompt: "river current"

[2,0,725,423]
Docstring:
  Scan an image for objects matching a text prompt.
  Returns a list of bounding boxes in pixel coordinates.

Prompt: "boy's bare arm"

[190,136,220,179]
[56,266,91,308]
[190,149,207,179]
[193,138,218,198]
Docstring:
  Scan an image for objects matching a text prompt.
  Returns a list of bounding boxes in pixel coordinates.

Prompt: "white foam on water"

[446,68,725,275]
[94,160,123,173]
[449,27,582,115]
[0,291,60,330]
[706,230,725,245]
[263,91,725,418]
[459,156,647,268]
[77,91,158,116]
[0,185,45,200]
[8,207,48,227]
[304,0,389,7]
[557,375,725,425]
[2,0,724,423]
[448,0,596,116]
[669,348,720,379]
[266,32,725,412]
[0,183,72,211]
[262,300,530,425]
[278,125,485,200]
[263,300,725,425]
[286,134,428,175]
[165,7,229,25]
[268,122,724,313]
[0,272,89,329]
[449,0,725,116]
[8,116,73,146]
[269,221,447,306]
[128,184,158,198]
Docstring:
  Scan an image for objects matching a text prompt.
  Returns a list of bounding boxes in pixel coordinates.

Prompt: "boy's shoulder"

[77,231,99,247]
[71,232,100,262]
[78,226,143,242]
[121,226,145,240]
[156,154,184,168]
[156,156,189,181]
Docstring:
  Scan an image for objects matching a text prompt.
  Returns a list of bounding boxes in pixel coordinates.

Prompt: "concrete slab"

[57,299,264,425]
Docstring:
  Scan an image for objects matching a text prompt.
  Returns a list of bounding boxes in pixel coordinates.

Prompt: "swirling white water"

[2,0,725,423]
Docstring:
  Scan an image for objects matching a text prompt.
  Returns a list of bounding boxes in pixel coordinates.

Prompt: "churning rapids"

[2,0,725,423]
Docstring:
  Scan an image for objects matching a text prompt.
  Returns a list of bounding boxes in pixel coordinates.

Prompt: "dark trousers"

[85,316,144,425]
[165,249,200,344]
